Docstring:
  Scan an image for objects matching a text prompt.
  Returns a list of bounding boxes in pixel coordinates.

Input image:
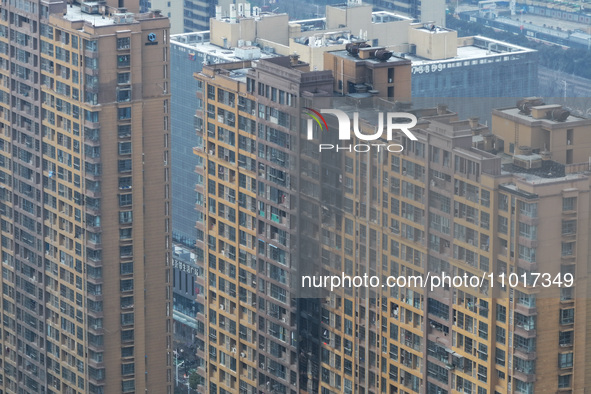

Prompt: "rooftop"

[496,107,588,125]
[172,32,278,62]
[58,2,165,28]
[405,35,536,65]
[61,3,120,27]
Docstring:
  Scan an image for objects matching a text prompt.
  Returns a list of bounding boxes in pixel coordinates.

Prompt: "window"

[119,142,132,155]
[118,159,132,173]
[117,37,130,50]
[518,201,537,217]
[560,309,574,325]
[562,220,576,235]
[561,242,575,256]
[119,211,133,224]
[498,194,508,211]
[478,321,488,340]
[558,374,572,388]
[120,262,134,275]
[85,39,98,51]
[477,364,487,383]
[121,329,134,342]
[118,54,130,67]
[496,305,506,323]
[428,299,449,321]
[518,245,536,262]
[121,363,134,375]
[121,380,135,392]
[118,124,131,138]
[559,331,573,347]
[495,348,505,366]
[118,107,131,120]
[121,347,134,358]
[427,361,448,384]
[121,279,134,292]
[562,197,576,211]
[120,246,133,258]
[518,222,537,240]
[558,353,573,368]
[117,88,131,102]
[118,72,131,84]
[119,177,132,189]
[119,194,132,207]
[498,216,508,234]
[121,312,134,326]
[481,189,490,207]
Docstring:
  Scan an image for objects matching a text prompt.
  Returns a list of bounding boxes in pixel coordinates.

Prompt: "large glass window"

[558,353,573,368]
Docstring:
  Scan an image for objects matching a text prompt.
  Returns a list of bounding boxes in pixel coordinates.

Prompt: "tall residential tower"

[0,1,172,392]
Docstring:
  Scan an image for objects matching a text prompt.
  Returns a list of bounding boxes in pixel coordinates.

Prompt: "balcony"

[514,303,537,316]
[514,325,536,339]
[518,236,538,249]
[519,215,539,226]
[513,369,536,383]
[561,254,576,264]
[86,237,102,250]
[562,209,577,217]
[85,186,101,199]
[516,258,537,272]
[513,346,536,361]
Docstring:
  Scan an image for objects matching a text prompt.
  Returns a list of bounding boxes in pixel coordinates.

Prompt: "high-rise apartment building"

[193,55,591,394]
[193,56,334,393]
[315,99,591,394]
[0,1,172,393]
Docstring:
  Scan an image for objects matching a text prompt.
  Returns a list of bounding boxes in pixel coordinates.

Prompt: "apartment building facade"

[0,1,172,392]
[194,62,591,394]
[315,100,591,394]
[193,56,335,393]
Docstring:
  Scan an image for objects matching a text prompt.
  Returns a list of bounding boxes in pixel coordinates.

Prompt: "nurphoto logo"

[304,108,418,152]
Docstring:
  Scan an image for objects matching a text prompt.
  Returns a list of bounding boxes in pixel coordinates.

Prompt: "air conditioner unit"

[240,352,246,358]
[260,363,265,369]
[231,347,236,353]
[220,304,225,311]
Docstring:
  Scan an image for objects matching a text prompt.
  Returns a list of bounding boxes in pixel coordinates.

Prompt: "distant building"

[172,245,204,345]
[405,26,539,98]
[371,0,446,26]
[148,0,233,34]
